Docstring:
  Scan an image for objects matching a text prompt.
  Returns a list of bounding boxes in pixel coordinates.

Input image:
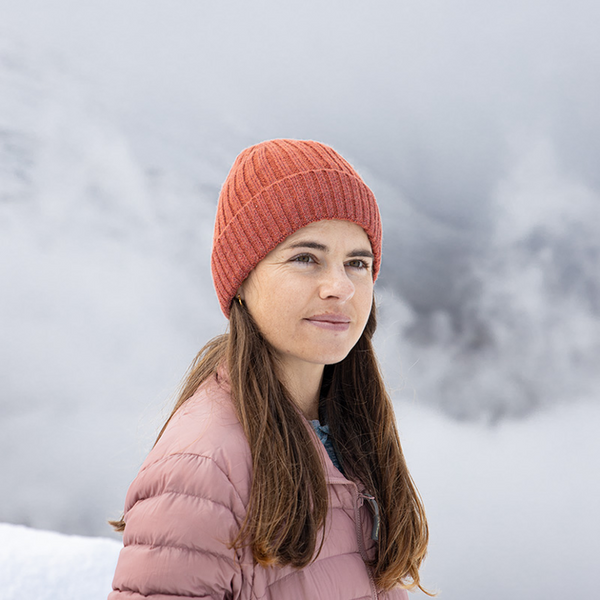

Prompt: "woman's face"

[240,219,374,376]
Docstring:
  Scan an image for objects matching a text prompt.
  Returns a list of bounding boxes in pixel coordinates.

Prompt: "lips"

[307,314,351,323]
[305,313,351,331]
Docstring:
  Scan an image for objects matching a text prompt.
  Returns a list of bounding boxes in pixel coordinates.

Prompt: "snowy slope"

[0,523,120,600]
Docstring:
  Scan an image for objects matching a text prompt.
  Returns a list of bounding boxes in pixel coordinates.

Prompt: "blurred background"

[1,1,599,598]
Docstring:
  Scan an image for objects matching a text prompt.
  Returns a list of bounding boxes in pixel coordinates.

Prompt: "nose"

[318,265,355,302]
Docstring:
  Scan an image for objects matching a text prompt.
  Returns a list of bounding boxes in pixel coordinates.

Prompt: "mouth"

[305,314,351,331]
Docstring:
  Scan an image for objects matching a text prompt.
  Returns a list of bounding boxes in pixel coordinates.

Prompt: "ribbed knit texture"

[211,139,382,317]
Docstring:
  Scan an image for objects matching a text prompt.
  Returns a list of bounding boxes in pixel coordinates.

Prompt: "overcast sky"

[2,0,599,417]
[3,0,599,223]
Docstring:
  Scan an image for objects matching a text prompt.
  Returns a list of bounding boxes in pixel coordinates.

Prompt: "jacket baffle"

[109,369,409,600]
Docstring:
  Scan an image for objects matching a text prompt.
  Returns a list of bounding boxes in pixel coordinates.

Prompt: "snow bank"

[0,523,121,600]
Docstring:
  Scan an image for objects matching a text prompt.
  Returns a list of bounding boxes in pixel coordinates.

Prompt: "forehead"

[281,219,371,246]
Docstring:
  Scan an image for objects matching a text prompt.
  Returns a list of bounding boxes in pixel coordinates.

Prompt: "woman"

[109,139,429,599]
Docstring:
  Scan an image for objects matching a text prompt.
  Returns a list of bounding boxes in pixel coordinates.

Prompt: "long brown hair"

[111,297,429,592]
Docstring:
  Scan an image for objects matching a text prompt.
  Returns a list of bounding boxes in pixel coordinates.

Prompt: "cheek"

[356,284,374,320]
[245,282,298,339]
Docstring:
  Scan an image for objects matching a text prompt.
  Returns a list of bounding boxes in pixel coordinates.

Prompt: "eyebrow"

[285,240,374,259]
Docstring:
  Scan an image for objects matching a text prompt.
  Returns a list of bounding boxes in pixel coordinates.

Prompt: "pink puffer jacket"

[109,371,409,600]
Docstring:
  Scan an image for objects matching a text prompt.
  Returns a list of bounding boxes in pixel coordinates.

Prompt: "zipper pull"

[361,493,380,541]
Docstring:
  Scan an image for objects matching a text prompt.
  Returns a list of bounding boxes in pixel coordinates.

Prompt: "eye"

[291,253,316,264]
[346,259,371,270]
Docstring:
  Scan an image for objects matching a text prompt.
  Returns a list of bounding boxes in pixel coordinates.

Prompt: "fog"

[3,0,599,418]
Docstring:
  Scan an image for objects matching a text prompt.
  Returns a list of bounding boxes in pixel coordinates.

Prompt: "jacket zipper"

[362,493,381,542]
[354,489,379,600]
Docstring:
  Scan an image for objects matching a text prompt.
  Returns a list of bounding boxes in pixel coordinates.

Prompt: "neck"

[276,359,323,420]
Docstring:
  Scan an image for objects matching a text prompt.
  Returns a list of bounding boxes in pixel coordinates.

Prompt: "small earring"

[236,294,243,306]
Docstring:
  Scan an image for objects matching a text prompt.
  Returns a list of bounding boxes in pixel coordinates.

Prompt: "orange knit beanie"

[211,139,382,317]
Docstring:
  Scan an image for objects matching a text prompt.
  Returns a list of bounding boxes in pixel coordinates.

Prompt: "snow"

[2,400,598,600]
[0,523,120,600]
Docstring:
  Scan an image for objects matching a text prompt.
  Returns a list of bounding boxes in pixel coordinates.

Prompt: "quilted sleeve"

[109,452,249,599]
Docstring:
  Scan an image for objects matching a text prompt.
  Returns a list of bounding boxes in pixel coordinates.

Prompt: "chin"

[313,348,354,366]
